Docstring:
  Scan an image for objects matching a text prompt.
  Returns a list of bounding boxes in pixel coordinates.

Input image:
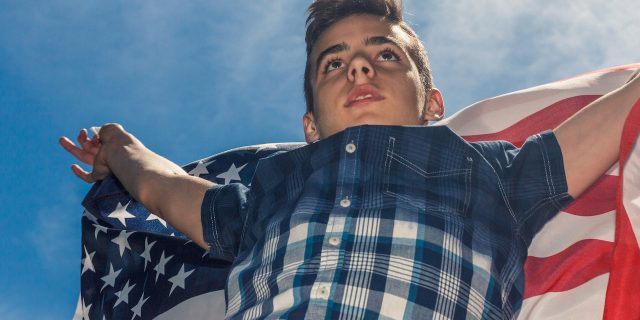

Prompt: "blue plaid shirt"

[201,125,573,319]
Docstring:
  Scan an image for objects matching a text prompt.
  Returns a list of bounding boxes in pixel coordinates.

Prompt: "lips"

[345,84,384,107]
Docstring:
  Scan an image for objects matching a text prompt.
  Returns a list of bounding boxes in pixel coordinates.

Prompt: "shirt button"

[345,143,356,154]
[329,237,341,246]
[318,285,329,299]
[339,198,351,208]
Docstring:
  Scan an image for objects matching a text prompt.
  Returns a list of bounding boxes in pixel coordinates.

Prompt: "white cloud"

[405,0,640,111]
[0,303,29,320]
[26,183,82,272]
[0,302,59,320]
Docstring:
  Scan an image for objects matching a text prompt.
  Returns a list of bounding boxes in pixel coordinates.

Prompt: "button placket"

[312,129,361,309]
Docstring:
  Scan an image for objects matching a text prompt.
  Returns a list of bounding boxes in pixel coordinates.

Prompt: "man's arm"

[60,124,213,250]
[555,70,640,198]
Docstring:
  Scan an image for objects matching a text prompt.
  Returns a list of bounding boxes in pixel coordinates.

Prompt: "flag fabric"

[74,143,305,320]
[439,64,640,319]
[74,64,640,319]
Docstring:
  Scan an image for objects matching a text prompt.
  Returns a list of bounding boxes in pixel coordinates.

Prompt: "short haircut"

[304,0,433,113]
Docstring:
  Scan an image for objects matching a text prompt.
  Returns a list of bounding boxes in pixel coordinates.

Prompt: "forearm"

[554,71,640,197]
[103,127,213,249]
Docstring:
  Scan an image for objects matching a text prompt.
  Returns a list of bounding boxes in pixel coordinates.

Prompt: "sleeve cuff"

[536,130,575,209]
[201,184,249,262]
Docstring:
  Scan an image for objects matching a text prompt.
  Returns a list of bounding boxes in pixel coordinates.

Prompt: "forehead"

[310,14,412,64]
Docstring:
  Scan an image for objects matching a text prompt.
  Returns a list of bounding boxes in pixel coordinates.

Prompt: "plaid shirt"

[201,125,572,319]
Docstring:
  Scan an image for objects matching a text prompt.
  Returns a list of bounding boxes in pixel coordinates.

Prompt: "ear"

[422,88,445,122]
[303,112,321,144]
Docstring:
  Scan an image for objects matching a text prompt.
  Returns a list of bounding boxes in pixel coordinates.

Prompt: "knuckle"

[100,123,123,131]
[99,123,125,139]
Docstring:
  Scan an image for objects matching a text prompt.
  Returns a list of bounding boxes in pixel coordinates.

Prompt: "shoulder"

[465,130,563,172]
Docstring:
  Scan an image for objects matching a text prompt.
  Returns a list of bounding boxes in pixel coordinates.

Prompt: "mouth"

[345,84,384,107]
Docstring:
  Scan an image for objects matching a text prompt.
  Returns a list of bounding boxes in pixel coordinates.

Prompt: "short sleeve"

[201,183,250,262]
[473,131,574,241]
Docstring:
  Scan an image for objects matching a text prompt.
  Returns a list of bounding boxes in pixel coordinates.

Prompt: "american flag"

[74,64,640,319]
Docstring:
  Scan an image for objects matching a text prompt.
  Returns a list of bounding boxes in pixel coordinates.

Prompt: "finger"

[59,136,81,154]
[71,164,96,183]
[83,127,103,155]
[76,128,89,145]
[77,129,96,153]
[90,126,101,137]
[59,136,95,165]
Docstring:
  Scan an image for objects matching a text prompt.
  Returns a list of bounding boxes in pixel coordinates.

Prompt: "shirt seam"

[209,186,228,258]
[496,142,518,223]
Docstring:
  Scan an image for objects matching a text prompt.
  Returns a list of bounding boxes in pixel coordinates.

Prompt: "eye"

[324,58,344,73]
[377,49,400,62]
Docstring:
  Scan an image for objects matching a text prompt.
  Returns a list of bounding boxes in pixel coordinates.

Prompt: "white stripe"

[440,69,635,135]
[518,273,607,319]
[154,291,226,320]
[528,210,615,258]
[623,134,640,249]
[606,162,620,176]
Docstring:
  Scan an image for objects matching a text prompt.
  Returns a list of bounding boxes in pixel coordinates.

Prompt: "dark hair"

[303,0,433,113]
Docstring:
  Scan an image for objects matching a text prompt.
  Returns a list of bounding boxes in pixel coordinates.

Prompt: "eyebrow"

[364,35,398,47]
[314,36,401,75]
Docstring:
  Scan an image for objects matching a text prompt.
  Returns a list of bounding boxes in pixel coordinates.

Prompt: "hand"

[59,126,112,183]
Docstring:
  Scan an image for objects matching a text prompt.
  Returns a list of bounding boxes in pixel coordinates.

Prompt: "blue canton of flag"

[77,143,305,319]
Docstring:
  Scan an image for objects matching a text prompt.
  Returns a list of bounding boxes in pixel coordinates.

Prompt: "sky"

[0,0,638,318]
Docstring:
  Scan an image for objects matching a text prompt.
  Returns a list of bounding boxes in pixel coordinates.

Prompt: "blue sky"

[1,0,638,318]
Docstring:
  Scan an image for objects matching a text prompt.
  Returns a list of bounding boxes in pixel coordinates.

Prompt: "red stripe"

[524,239,613,299]
[564,175,617,216]
[604,98,640,320]
[463,95,600,147]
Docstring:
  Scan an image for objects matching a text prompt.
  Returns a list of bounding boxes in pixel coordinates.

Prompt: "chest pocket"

[383,136,473,217]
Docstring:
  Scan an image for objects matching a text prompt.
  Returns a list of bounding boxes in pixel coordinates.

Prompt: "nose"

[347,55,375,82]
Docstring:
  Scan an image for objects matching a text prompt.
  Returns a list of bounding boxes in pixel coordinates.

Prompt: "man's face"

[304,14,443,143]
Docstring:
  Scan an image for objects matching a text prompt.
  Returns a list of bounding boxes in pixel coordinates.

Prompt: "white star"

[83,210,98,224]
[81,297,92,320]
[81,246,95,275]
[146,212,167,228]
[108,201,135,227]
[130,292,149,319]
[93,223,108,239]
[153,250,173,282]
[113,280,136,308]
[216,163,247,185]
[100,263,122,292]
[168,264,195,295]
[187,159,215,177]
[111,230,133,257]
[140,237,156,271]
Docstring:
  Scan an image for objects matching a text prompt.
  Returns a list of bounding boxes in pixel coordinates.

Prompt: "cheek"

[314,78,343,112]
[391,72,423,109]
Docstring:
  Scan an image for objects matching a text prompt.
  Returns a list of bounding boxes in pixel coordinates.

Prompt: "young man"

[61,0,639,318]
